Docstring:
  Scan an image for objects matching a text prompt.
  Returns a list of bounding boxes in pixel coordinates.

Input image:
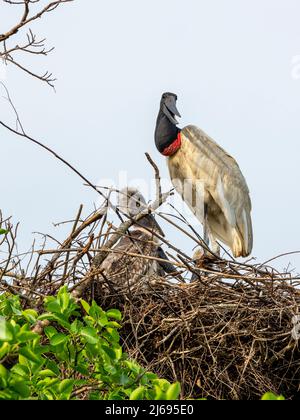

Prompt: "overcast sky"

[1,0,300,272]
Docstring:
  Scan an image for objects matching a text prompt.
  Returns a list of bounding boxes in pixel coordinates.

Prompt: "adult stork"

[99,187,179,292]
[154,93,253,258]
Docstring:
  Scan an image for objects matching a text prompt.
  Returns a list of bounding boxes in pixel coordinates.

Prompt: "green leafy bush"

[0,287,181,400]
[261,392,285,401]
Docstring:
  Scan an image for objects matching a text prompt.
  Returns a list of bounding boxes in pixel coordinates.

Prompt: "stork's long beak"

[163,96,181,125]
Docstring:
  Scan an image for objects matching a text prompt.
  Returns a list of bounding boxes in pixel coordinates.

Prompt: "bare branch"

[0,0,74,86]
[145,152,163,206]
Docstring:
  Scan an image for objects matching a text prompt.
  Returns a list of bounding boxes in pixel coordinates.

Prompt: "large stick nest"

[92,272,300,400]
[1,206,300,400]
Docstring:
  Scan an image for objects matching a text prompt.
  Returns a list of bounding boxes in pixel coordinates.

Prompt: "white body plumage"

[168,125,253,258]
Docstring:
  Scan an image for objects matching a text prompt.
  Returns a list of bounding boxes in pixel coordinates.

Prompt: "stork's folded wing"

[177,125,253,257]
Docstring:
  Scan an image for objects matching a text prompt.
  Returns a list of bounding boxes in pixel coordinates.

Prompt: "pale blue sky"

[1,0,300,271]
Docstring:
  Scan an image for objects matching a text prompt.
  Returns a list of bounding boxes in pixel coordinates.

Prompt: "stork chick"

[99,187,179,292]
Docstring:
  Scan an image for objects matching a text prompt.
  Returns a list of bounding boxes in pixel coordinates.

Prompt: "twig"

[0,0,74,87]
[145,152,163,205]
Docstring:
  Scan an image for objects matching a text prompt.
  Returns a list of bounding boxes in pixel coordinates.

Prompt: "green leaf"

[0,342,10,359]
[41,390,55,400]
[10,305,22,316]
[17,330,39,343]
[58,287,70,313]
[105,327,120,343]
[124,360,141,374]
[58,379,74,394]
[19,347,42,364]
[106,321,121,328]
[22,309,38,323]
[113,344,122,361]
[0,364,8,379]
[90,300,103,313]
[38,369,57,378]
[44,326,58,339]
[10,380,31,398]
[153,385,165,400]
[153,378,171,391]
[70,320,79,334]
[261,392,285,401]
[98,315,109,327]
[89,391,101,400]
[165,382,181,400]
[75,364,89,376]
[38,313,71,330]
[0,319,13,341]
[0,229,8,235]
[80,327,98,344]
[46,300,62,314]
[37,377,60,389]
[145,372,158,381]
[11,364,30,378]
[50,333,68,347]
[106,309,122,321]
[46,360,60,376]
[117,373,131,386]
[80,300,90,314]
[102,345,116,360]
[130,386,145,400]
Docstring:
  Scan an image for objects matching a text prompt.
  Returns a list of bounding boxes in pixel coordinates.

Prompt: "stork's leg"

[209,235,220,257]
[203,202,210,253]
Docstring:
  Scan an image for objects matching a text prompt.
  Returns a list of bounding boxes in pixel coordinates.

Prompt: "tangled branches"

[1,192,300,399]
[0,0,74,87]
[116,277,300,400]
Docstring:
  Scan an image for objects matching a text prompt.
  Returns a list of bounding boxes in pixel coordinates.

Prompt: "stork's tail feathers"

[232,209,253,258]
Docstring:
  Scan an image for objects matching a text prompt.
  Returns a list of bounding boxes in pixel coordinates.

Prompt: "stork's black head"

[160,92,181,125]
[155,93,182,155]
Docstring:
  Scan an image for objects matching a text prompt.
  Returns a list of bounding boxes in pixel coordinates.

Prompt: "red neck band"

[162,132,182,157]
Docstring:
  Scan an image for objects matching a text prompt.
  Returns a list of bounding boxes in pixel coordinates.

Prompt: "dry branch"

[0,0,74,87]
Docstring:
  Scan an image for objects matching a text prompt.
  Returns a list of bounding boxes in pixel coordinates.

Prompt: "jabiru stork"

[154,93,253,258]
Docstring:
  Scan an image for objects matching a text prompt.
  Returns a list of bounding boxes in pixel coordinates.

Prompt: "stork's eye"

[136,202,141,208]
